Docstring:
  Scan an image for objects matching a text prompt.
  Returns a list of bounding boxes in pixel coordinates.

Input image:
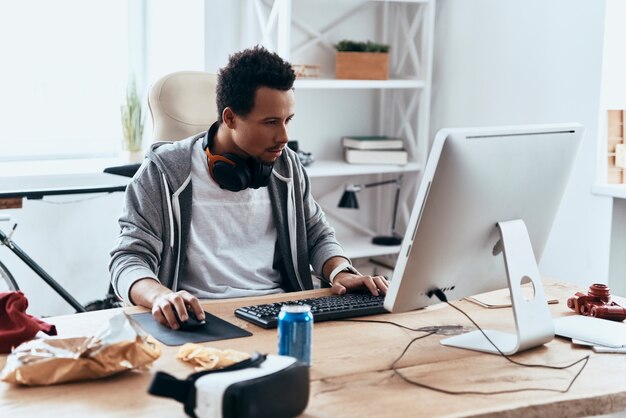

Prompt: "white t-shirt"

[179,141,284,299]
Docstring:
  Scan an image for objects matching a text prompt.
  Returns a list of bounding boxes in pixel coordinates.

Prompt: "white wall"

[0,1,206,318]
[143,0,206,142]
[599,0,626,172]
[3,0,613,317]
[598,0,626,294]
[430,0,610,287]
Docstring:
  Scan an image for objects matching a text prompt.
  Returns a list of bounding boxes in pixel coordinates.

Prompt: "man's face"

[230,86,295,165]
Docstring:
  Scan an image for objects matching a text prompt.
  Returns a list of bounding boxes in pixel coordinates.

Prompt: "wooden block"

[617,144,626,169]
[292,64,321,79]
[609,155,616,168]
[608,109,623,124]
[335,52,389,80]
[608,110,623,137]
[0,198,22,209]
[608,124,623,138]
[608,168,623,184]
[609,138,623,153]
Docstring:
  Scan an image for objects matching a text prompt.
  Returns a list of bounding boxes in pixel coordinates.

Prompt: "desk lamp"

[338,175,403,246]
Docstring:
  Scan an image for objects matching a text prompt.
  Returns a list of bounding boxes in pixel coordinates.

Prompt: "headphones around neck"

[202,122,274,192]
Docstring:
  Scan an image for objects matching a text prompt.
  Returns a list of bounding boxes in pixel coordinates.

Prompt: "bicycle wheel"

[0,260,19,292]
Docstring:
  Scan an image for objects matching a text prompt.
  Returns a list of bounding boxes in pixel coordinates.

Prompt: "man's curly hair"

[216,45,296,123]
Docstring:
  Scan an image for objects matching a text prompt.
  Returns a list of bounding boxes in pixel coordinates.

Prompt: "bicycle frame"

[0,227,86,312]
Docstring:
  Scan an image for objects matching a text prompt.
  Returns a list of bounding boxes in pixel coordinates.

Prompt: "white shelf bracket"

[394,5,424,77]
[290,1,370,57]
[250,0,285,55]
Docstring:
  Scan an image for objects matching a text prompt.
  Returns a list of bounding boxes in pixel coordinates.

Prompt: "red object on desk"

[567,283,626,322]
[0,291,57,353]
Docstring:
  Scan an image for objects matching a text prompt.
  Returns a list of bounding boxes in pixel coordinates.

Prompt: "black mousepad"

[130,311,252,346]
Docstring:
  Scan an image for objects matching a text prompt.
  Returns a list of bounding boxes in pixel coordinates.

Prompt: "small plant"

[121,78,144,152]
[334,39,390,53]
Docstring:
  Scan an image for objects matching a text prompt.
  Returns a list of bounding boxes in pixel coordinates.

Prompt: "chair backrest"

[148,71,218,142]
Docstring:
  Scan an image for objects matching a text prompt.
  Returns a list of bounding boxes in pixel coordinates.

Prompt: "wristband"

[328,261,358,284]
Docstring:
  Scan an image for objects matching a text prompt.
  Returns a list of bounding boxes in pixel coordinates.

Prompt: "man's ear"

[222,107,237,129]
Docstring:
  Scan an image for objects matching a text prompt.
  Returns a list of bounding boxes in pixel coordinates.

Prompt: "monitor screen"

[384,124,583,315]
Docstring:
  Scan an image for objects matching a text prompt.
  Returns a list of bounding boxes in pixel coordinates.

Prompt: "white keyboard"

[554,315,626,348]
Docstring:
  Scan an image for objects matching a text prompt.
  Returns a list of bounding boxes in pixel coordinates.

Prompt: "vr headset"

[148,353,309,418]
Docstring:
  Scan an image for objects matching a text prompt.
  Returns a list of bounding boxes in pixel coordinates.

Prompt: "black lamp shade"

[338,190,359,209]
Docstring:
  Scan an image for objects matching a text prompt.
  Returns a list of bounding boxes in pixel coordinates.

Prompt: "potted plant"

[120,78,144,162]
[334,40,390,80]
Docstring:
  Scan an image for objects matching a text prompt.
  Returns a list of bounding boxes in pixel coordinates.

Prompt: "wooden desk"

[2,281,626,417]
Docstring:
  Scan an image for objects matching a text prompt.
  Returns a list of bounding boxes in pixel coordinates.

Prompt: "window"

[0,0,129,160]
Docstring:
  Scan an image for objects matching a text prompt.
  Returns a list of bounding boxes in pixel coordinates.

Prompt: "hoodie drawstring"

[272,158,304,290]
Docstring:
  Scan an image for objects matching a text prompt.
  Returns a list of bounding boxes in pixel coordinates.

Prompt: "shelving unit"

[593,184,626,199]
[305,160,420,178]
[606,109,626,184]
[294,78,426,89]
[332,228,401,258]
[246,0,435,260]
[594,112,626,296]
[593,1,626,295]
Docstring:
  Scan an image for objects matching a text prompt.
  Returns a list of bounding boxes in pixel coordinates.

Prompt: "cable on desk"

[339,292,590,395]
[341,318,439,332]
[390,331,589,396]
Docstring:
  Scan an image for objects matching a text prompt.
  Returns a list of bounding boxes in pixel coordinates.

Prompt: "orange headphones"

[202,122,273,192]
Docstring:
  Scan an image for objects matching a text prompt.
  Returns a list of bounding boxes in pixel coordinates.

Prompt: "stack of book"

[342,135,408,165]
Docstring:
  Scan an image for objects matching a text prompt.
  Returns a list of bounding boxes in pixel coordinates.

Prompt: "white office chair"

[147,71,218,142]
[105,71,217,177]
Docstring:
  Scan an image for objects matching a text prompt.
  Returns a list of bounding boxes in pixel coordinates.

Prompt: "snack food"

[176,343,250,371]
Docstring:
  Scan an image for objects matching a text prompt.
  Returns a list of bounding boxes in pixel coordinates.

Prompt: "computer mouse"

[176,310,206,330]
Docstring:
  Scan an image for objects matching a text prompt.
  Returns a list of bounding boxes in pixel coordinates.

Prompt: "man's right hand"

[130,278,205,329]
[151,290,205,329]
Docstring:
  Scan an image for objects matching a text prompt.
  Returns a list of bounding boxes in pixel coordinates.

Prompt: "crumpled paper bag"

[1,312,160,386]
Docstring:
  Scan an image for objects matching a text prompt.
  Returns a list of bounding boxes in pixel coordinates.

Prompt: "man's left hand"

[331,272,389,296]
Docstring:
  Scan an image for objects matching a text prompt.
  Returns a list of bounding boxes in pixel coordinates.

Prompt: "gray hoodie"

[109,133,347,304]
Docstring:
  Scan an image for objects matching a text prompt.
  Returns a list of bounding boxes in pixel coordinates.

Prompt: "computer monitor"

[383,123,584,355]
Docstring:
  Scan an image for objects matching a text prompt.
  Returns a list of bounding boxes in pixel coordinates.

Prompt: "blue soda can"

[277,304,313,366]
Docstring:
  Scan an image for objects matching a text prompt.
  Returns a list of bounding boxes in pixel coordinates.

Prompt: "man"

[110,46,389,329]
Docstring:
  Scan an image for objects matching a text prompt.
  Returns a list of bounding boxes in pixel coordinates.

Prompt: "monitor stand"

[440,219,555,355]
